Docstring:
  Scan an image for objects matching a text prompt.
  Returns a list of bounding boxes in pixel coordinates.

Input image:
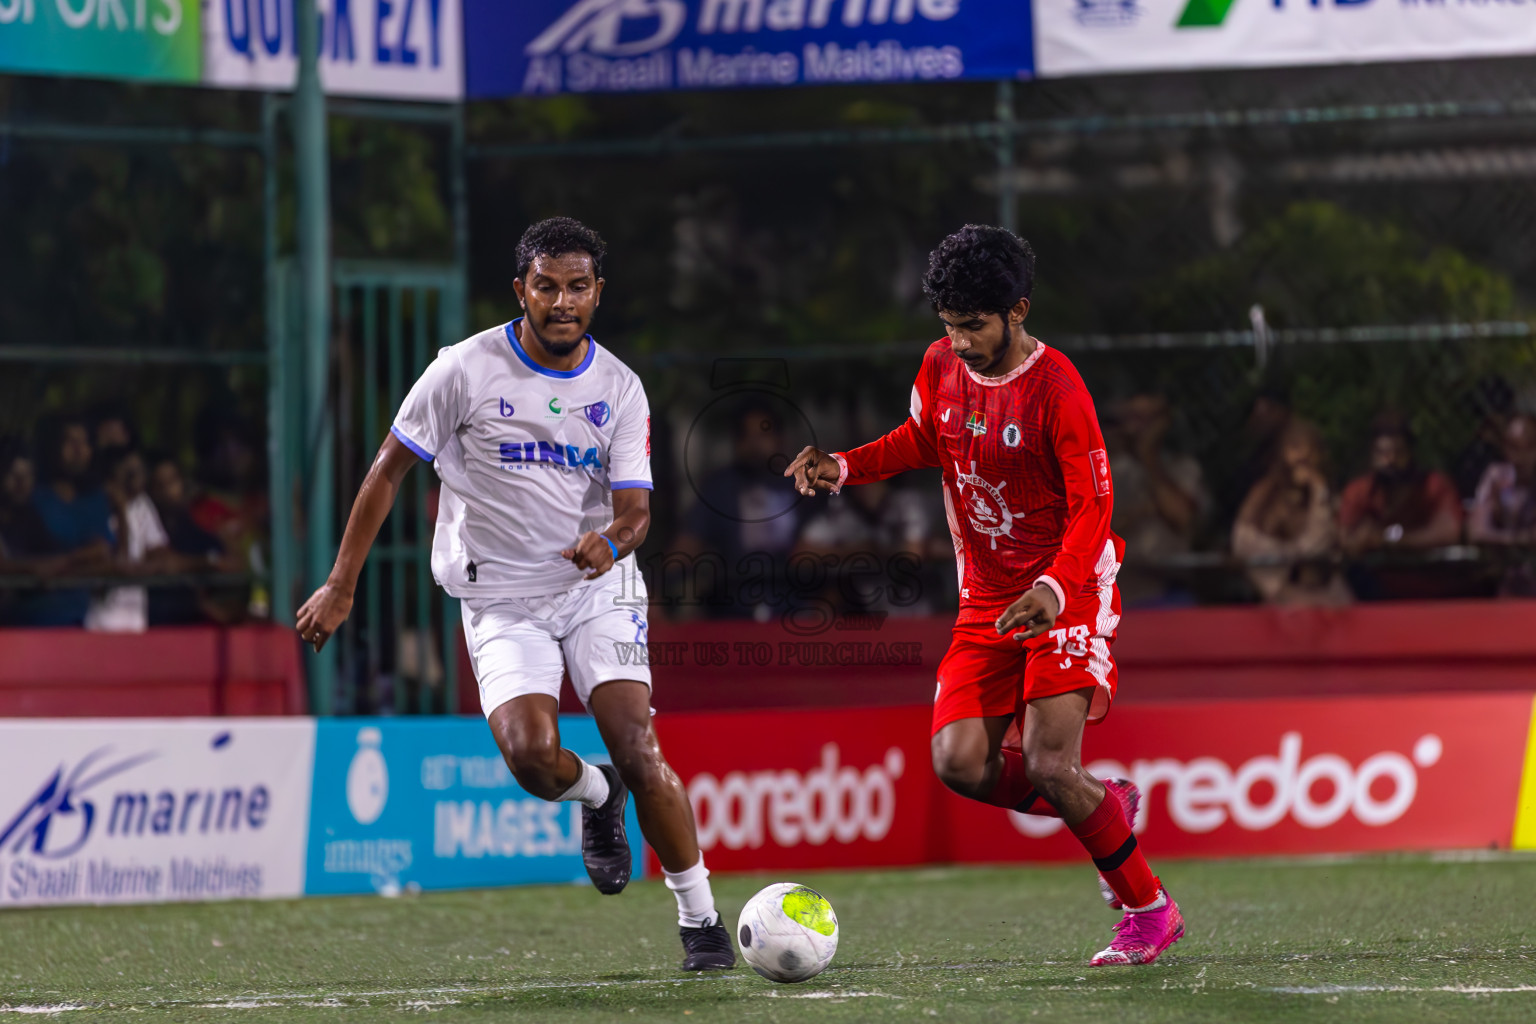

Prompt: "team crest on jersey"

[965,411,987,436]
[584,401,611,427]
[1002,421,1022,448]
[954,460,1018,549]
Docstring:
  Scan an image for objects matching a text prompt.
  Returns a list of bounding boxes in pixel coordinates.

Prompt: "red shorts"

[931,585,1121,736]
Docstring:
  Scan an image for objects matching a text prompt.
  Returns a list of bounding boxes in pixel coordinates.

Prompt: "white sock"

[555,754,611,809]
[1127,890,1167,913]
[663,857,718,928]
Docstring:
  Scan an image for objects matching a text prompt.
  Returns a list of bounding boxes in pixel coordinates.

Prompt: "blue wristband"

[601,535,620,562]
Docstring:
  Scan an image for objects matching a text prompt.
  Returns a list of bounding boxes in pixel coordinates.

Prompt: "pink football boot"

[1090,887,1185,967]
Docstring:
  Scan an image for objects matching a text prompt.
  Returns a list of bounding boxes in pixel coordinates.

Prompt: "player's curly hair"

[921,224,1036,316]
[515,217,607,280]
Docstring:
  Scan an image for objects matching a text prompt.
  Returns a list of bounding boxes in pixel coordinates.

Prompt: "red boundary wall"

[0,625,306,717]
[632,598,1536,713]
[3,600,1533,718]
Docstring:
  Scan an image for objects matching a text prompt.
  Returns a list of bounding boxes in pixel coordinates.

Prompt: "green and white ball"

[736,882,839,983]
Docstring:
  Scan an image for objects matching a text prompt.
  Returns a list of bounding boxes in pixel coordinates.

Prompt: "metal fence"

[5,57,1536,712]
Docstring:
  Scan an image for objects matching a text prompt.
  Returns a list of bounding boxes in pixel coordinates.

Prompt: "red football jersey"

[834,339,1123,624]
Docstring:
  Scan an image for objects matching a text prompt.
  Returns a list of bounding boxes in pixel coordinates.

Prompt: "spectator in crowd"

[670,402,808,619]
[1231,419,1350,605]
[85,447,174,632]
[28,416,115,625]
[1339,416,1463,555]
[1468,413,1536,595]
[1452,375,1516,497]
[146,452,237,624]
[1215,388,1293,526]
[1103,393,1209,606]
[90,404,136,459]
[796,478,940,616]
[1,443,81,624]
[190,410,269,570]
[1,443,64,570]
[1339,416,1464,601]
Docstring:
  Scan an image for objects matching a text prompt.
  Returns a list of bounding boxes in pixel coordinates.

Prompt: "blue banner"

[306,717,642,895]
[463,0,1033,99]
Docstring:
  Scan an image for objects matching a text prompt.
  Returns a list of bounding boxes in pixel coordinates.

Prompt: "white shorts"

[461,566,652,719]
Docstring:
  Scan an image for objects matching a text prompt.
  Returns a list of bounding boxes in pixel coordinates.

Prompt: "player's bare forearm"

[297,434,418,650]
[563,487,650,579]
[329,435,418,587]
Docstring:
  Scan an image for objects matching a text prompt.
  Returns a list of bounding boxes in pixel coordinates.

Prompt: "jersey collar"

[964,338,1047,387]
[505,318,597,379]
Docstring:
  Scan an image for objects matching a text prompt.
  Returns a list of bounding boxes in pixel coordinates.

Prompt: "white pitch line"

[10,973,1536,1014]
[1266,984,1536,995]
[764,991,894,1000]
[0,1009,88,1016]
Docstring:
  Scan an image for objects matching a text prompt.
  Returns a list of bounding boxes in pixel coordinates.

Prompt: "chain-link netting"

[628,329,1536,620]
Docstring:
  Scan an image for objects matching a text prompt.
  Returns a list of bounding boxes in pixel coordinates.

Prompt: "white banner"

[1035,0,1536,78]
[0,720,315,907]
[202,0,463,100]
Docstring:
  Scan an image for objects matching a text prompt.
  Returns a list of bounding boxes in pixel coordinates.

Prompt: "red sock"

[982,749,1062,817]
[1070,788,1160,909]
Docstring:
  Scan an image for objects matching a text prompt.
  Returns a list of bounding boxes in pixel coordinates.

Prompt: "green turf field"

[3,854,1534,1022]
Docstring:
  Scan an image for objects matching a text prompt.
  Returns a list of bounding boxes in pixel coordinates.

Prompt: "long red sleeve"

[1034,390,1115,609]
[838,413,941,486]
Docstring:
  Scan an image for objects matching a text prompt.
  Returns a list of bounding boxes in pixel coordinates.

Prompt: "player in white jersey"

[296,218,735,971]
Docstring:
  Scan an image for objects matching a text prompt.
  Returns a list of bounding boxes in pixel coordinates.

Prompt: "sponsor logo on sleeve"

[1089,448,1112,496]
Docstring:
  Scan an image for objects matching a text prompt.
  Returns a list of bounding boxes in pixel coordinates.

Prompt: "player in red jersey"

[785,226,1184,966]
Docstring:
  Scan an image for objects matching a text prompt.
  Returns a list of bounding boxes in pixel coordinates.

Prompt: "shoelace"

[683,921,732,955]
[1108,908,1167,949]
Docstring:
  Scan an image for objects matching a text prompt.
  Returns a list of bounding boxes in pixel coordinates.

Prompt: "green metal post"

[263,95,296,633]
[413,288,432,714]
[442,104,470,713]
[296,0,336,715]
[362,285,381,712]
[996,81,1017,234]
[388,287,407,715]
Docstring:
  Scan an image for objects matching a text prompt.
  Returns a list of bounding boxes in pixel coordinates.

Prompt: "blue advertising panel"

[306,717,642,895]
[464,0,1033,99]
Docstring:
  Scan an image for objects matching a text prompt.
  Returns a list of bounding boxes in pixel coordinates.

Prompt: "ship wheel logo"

[954,461,1018,549]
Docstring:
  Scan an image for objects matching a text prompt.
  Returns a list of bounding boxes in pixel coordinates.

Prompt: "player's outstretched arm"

[563,486,651,580]
[296,433,419,651]
[784,446,843,497]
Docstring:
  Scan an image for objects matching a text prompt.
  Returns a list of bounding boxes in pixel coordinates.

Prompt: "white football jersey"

[391,319,652,599]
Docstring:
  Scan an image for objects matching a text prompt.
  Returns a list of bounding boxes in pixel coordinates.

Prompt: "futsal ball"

[736,882,839,983]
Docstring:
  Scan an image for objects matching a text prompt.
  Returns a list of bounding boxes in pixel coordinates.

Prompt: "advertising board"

[654,694,1535,872]
[202,0,463,100]
[0,0,200,83]
[305,716,642,894]
[0,719,314,907]
[464,0,1034,98]
[1034,0,1536,78]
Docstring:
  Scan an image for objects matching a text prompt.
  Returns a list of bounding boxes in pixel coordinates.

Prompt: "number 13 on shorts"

[1049,625,1091,670]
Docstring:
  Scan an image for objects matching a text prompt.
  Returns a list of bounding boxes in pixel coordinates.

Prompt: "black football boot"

[580,763,631,895]
[680,916,737,971]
